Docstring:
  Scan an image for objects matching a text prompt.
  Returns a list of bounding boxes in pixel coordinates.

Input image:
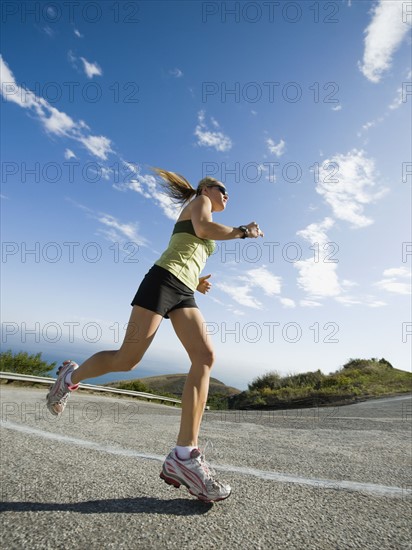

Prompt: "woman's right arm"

[191,196,263,240]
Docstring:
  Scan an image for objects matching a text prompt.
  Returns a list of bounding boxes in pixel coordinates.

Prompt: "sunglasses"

[211,185,228,197]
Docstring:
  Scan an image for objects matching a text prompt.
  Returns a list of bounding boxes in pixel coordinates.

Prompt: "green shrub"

[207,393,229,410]
[321,377,339,388]
[285,370,325,388]
[0,350,56,376]
[248,371,282,391]
[114,380,150,393]
[342,357,393,371]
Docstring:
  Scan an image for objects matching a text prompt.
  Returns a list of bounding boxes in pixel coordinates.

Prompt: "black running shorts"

[130,265,198,319]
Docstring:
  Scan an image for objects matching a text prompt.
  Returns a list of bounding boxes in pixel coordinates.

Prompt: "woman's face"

[203,183,229,212]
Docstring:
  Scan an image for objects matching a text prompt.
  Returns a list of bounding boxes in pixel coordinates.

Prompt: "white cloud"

[295,258,341,298]
[259,164,277,183]
[194,110,232,152]
[0,57,76,138]
[359,0,412,83]
[295,218,342,298]
[294,225,406,305]
[297,216,335,246]
[389,76,411,110]
[358,70,410,133]
[96,214,148,246]
[279,297,296,308]
[368,301,387,308]
[155,187,182,219]
[114,168,181,220]
[169,68,183,78]
[216,282,262,309]
[362,121,376,132]
[0,55,113,160]
[389,89,403,110]
[266,138,285,157]
[334,296,362,306]
[80,57,102,79]
[78,135,113,160]
[331,105,342,111]
[43,26,55,38]
[69,200,148,246]
[216,266,282,310]
[0,55,40,110]
[375,267,412,295]
[335,295,387,307]
[1,55,196,225]
[375,281,411,295]
[245,266,282,296]
[68,50,78,70]
[383,267,411,278]
[64,149,76,160]
[300,300,322,308]
[316,149,387,228]
[42,105,76,136]
[342,279,358,289]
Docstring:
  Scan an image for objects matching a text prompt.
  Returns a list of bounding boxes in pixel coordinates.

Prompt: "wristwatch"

[238,225,249,239]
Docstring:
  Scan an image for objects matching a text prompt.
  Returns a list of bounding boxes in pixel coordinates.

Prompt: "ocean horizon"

[1,341,188,386]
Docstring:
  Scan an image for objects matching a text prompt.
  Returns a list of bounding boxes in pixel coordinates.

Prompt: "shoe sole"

[159,471,231,503]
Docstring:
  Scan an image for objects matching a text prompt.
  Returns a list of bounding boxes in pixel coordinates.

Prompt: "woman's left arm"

[197,274,212,294]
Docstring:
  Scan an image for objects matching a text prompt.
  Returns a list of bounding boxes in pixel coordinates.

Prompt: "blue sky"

[1,0,411,389]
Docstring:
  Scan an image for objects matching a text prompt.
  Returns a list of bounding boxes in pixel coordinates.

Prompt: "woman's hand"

[246,222,264,238]
[197,274,212,294]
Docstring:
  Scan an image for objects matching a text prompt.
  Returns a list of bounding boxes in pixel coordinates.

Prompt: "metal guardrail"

[0,372,181,406]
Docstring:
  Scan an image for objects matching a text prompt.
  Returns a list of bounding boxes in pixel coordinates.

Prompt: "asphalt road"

[1,386,411,549]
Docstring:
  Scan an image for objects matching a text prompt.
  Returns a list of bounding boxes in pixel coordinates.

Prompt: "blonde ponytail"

[152,168,221,206]
[153,168,197,206]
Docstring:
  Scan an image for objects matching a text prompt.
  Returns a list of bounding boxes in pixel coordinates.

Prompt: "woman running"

[46,169,264,503]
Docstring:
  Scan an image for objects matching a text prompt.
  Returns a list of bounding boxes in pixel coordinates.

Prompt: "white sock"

[64,372,74,386]
[175,445,197,460]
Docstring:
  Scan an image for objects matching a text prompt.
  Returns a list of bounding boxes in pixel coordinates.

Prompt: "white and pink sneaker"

[160,447,231,503]
[46,360,79,416]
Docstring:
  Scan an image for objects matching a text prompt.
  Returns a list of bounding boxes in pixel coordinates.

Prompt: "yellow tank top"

[155,220,216,291]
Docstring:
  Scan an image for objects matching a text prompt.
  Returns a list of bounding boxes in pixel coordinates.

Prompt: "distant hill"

[229,357,412,410]
[109,373,241,398]
[107,358,411,410]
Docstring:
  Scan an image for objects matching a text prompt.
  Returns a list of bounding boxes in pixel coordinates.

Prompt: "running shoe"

[160,447,231,503]
[46,360,79,416]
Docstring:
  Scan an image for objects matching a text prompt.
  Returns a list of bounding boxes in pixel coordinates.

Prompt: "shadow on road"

[0,496,213,515]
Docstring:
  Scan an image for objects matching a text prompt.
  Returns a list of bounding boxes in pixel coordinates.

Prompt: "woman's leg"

[168,307,214,447]
[71,306,163,384]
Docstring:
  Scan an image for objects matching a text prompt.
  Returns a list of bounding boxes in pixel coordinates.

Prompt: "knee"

[207,349,216,369]
[192,347,215,369]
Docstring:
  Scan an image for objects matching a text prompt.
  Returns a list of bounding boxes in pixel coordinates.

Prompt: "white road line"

[2,420,410,499]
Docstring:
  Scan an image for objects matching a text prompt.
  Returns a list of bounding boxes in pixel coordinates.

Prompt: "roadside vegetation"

[2,351,410,410]
[0,349,56,376]
[110,379,152,393]
[227,358,412,410]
